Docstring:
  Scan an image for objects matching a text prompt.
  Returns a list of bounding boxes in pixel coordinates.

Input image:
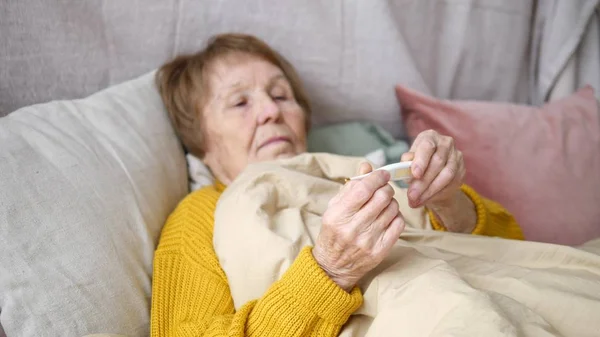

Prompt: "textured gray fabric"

[531,0,600,103]
[0,72,188,337]
[1,0,537,138]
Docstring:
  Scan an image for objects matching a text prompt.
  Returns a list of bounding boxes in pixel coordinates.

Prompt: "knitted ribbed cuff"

[277,246,363,325]
[459,184,488,235]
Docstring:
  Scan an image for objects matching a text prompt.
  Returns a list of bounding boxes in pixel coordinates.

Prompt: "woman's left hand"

[401,129,466,209]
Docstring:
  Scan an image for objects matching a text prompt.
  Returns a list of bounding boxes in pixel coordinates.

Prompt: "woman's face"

[201,53,307,184]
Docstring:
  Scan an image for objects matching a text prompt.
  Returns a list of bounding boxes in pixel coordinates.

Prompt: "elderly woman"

[151,33,523,337]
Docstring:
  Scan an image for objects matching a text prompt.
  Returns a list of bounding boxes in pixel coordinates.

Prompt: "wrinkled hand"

[402,130,466,209]
[313,163,405,292]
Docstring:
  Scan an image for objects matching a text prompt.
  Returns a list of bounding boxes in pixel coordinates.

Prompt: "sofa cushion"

[0,72,188,336]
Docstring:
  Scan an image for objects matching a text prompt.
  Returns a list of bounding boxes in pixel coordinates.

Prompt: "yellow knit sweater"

[151,183,524,337]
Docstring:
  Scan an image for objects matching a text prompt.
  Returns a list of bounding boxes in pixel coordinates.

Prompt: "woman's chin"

[257,143,303,161]
[264,149,298,160]
[275,152,299,159]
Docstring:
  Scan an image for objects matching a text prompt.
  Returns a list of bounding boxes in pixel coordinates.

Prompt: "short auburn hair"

[156,33,312,158]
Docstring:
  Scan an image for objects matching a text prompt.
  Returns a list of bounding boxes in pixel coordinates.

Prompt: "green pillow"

[307,121,409,165]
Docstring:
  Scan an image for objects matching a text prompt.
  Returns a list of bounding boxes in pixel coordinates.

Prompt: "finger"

[354,184,395,227]
[343,170,391,211]
[358,162,373,175]
[410,132,438,179]
[375,215,405,256]
[359,169,391,191]
[400,152,415,162]
[407,144,451,205]
[371,198,400,235]
[418,150,462,205]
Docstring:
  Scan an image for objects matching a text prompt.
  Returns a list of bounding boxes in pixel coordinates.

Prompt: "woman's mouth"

[259,136,291,150]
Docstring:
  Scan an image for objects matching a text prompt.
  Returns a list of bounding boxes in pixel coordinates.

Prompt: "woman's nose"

[257,95,282,124]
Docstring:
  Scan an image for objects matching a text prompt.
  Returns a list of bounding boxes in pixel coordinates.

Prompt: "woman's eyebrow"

[267,74,288,88]
[223,74,287,97]
[227,82,245,90]
[221,82,246,99]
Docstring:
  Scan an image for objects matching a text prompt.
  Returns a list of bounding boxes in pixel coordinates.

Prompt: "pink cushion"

[397,85,600,245]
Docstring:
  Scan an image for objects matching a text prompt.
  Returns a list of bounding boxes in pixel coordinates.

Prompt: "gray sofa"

[3,1,598,130]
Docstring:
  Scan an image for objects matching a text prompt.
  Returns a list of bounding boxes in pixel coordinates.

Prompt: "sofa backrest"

[1,0,536,138]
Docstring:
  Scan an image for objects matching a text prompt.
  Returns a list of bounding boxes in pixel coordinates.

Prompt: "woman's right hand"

[313,163,406,292]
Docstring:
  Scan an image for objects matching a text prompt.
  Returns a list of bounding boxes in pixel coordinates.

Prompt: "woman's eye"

[233,100,247,108]
[273,95,287,101]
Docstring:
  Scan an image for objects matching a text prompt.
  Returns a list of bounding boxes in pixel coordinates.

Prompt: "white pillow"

[0,71,188,336]
[187,154,214,191]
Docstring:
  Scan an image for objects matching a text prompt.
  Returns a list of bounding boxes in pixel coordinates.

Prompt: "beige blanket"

[213,153,600,337]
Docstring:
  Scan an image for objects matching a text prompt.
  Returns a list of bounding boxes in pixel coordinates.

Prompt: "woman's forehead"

[208,54,285,90]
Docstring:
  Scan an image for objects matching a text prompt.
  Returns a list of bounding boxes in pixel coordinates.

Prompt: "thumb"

[358,162,373,175]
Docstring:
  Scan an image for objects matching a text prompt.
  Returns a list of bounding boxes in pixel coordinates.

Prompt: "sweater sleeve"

[150,186,363,337]
[428,184,525,240]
